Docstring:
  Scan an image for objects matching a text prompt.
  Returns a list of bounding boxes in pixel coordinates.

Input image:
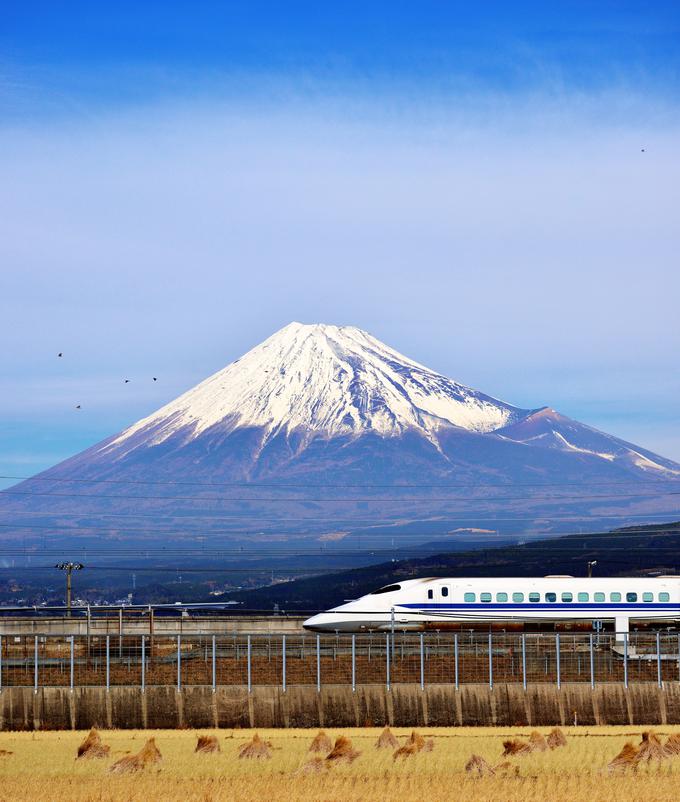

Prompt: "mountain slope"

[1,322,678,557]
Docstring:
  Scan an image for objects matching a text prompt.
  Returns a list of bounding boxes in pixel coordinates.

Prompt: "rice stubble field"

[1,726,680,801]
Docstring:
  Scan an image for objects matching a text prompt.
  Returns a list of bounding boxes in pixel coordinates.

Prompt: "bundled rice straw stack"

[109,738,162,774]
[195,735,221,754]
[296,756,330,775]
[547,727,567,749]
[375,727,399,750]
[636,731,665,763]
[238,733,272,760]
[76,728,110,760]
[607,742,639,773]
[325,735,360,765]
[502,738,532,757]
[528,731,548,752]
[663,733,680,756]
[465,754,495,777]
[308,731,332,754]
[393,731,428,760]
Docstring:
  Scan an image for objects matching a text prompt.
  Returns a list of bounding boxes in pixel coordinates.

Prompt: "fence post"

[316,634,321,693]
[386,633,391,691]
[177,635,181,691]
[522,634,527,690]
[282,635,286,693]
[657,631,662,688]
[589,633,595,689]
[247,635,252,693]
[556,633,561,689]
[419,633,425,691]
[70,636,75,691]
[106,635,110,691]
[454,633,459,690]
[34,636,38,693]
[212,635,216,692]
[623,633,628,689]
[141,635,146,693]
[488,632,493,690]
[351,634,356,692]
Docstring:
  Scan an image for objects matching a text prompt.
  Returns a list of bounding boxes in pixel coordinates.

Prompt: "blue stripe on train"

[398,603,680,611]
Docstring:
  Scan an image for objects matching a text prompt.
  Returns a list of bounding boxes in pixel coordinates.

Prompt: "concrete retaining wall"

[0,683,675,730]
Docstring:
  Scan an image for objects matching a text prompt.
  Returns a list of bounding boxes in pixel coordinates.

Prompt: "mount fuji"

[2,322,679,556]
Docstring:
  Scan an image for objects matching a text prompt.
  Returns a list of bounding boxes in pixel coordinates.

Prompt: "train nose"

[302,613,337,632]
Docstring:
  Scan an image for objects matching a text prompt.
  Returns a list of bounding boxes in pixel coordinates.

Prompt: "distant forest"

[229,521,680,613]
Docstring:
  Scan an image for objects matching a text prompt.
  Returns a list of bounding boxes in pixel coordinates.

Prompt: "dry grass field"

[1,725,680,801]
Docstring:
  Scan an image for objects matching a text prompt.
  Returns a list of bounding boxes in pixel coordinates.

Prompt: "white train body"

[303,576,680,636]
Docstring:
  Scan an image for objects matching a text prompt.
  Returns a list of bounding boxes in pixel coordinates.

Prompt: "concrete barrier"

[1,683,679,731]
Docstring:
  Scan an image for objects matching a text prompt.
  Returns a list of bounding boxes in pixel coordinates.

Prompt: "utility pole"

[55,563,84,615]
[587,560,597,578]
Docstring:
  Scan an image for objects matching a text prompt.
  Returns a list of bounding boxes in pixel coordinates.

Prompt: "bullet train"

[303,576,680,636]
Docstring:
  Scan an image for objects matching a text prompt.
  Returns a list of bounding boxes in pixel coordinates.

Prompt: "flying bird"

[641,148,645,152]
[75,405,81,409]
[124,379,130,383]
[153,377,157,381]
[58,352,63,357]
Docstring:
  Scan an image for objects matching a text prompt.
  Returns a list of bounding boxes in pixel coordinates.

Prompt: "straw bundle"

[195,735,221,754]
[296,756,329,775]
[547,727,567,749]
[636,731,665,763]
[308,731,333,754]
[528,731,548,752]
[0,749,13,757]
[407,731,426,752]
[109,738,162,774]
[326,735,361,765]
[663,733,680,756]
[393,742,420,760]
[465,754,495,777]
[76,728,111,760]
[607,742,639,773]
[502,739,532,757]
[238,733,272,760]
[375,727,399,750]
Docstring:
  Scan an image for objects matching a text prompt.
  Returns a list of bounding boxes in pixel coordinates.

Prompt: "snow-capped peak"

[104,322,526,453]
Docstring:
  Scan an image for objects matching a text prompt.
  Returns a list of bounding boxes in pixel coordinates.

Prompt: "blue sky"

[1,1,679,485]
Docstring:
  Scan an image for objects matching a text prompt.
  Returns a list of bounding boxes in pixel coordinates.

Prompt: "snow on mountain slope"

[496,407,680,477]
[103,322,528,457]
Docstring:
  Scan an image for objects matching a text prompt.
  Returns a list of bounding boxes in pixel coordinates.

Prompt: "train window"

[546,592,557,603]
[480,593,492,603]
[370,584,401,594]
[594,592,605,602]
[529,592,540,602]
[610,592,622,602]
[660,592,670,602]
[513,592,524,602]
[441,587,449,597]
[427,589,433,600]
[642,592,653,603]
[496,592,508,602]
[464,592,476,602]
[578,592,589,602]
[626,592,637,603]
[561,592,573,603]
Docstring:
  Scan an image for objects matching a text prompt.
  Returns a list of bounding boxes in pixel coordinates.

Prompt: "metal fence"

[1,631,679,690]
